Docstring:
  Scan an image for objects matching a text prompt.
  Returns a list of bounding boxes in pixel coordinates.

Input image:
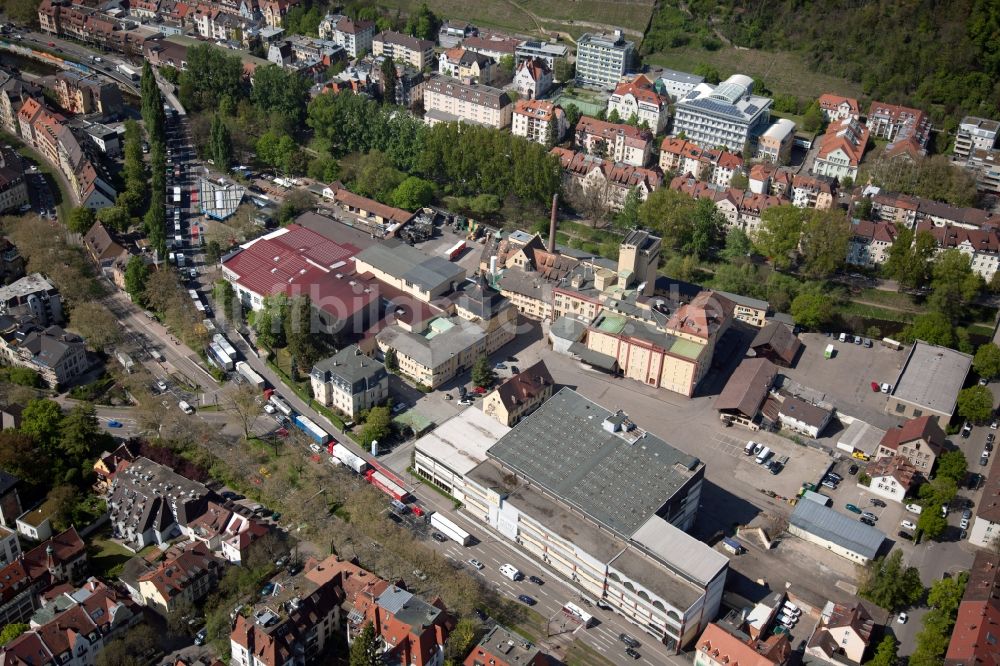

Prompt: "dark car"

[625,648,641,660]
[848,464,859,475]
[988,442,995,452]
[431,532,447,543]
[981,455,990,467]
[870,498,887,508]
[473,608,487,622]
[517,594,536,606]
[528,575,544,585]
[510,366,520,374]
[768,462,783,475]
[826,472,843,482]
[619,633,641,648]
[897,530,914,540]
[860,516,876,526]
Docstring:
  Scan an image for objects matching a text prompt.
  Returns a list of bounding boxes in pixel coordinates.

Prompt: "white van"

[755,446,772,465]
[178,400,194,414]
[838,332,847,342]
[744,441,757,456]
[905,503,923,515]
[783,601,801,616]
[499,563,522,581]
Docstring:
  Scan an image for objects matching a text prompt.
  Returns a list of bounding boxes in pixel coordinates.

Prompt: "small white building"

[788,500,885,565]
[864,456,916,504]
[777,396,832,438]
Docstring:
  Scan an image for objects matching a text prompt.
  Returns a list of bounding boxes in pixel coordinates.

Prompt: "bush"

[7,367,41,387]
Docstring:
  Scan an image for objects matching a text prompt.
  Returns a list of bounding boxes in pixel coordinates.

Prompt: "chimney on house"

[547,193,558,253]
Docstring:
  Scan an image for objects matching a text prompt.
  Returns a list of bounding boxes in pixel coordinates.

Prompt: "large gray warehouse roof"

[890,341,972,416]
[486,388,703,537]
[355,241,465,293]
[790,499,885,560]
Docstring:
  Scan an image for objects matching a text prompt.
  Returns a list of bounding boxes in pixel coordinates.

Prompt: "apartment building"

[513,58,552,100]
[373,30,434,70]
[464,625,546,666]
[574,30,635,89]
[756,119,795,164]
[806,602,875,665]
[607,74,669,133]
[846,220,897,267]
[349,584,450,666]
[917,221,1000,282]
[0,527,86,627]
[317,14,374,58]
[53,72,123,117]
[575,116,653,167]
[423,75,513,128]
[945,553,1000,664]
[695,622,792,666]
[673,74,773,153]
[462,32,520,62]
[812,117,869,182]
[867,101,931,150]
[955,116,999,160]
[791,174,834,210]
[0,147,27,214]
[511,99,565,145]
[551,147,662,212]
[310,345,388,419]
[515,40,569,78]
[414,389,726,653]
[134,542,223,615]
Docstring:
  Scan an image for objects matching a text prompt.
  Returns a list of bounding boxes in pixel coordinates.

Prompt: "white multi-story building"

[656,68,704,102]
[512,99,565,145]
[574,30,635,89]
[812,117,868,182]
[607,74,669,133]
[310,345,388,419]
[672,74,773,153]
[413,390,726,653]
[955,116,999,160]
[423,75,513,129]
[317,14,375,58]
[755,118,795,164]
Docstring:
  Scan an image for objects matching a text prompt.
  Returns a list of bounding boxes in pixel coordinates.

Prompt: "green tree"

[178,43,245,113]
[48,484,82,530]
[867,635,898,666]
[380,56,398,104]
[975,343,1000,380]
[383,348,398,373]
[692,63,721,84]
[0,623,29,644]
[7,367,40,387]
[97,206,131,233]
[957,385,994,423]
[614,187,642,230]
[349,622,382,666]
[360,406,392,447]
[917,501,948,539]
[791,289,833,329]
[205,240,223,264]
[563,103,581,129]
[67,207,96,234]
[404,2,439,41]
[884,227,936,289]
[638,188,699,250]
[729,172,749,190]
[800,210,851,278]
[19,399,63,452]
[755,205,806,270]
[253,293,287,350]
[124,256,150,306]
[443,618,479,663]
[471,356,496,388]
[210,114,233,171]
[607,108,621,124]
[911,573,968,666]
[859,550,925,611]
[935,450,968,485]
[250,64,310,124]
[928,250,983,322]
[904,312,956,348]
[802,101,824,132]
[59,402,101,466]
[497,54,515,79]
[390,177,435,210]
[685,198,726,260]
[284,296,321,372]
[721,228,753,262]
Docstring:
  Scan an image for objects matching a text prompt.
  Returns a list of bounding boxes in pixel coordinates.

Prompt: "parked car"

[870,381,880,392]
[821,479,839,489]
[881,383,891,393]
[897,530,913,540]
[194,628,207,646]
[988,432,996,443]
[848,464,859,475]
[155,379,168,392]
[260,583,275,596]
[625,648,641,660]
[982,454,990,467]
[619,634,640,649]
[960,517,970,529]
[864,338,873,347]
[860,516,876,526]
[107,420,122,428]
[897,612,908,624]
[901,520,917,531]
[870,498,887,508]
[768,462,783,475]
[963,422,973,438]
[826,472,843,482]
[309,444,321,453]
[845,503,862,514]
[412,569,428,581]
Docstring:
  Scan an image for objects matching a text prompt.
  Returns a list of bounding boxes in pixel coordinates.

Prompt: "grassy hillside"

[643,0,1000,128]
[371,0,655,39]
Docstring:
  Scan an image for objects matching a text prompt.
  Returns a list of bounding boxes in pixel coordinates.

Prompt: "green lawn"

[645,46,864,101]
[89,535,154,578]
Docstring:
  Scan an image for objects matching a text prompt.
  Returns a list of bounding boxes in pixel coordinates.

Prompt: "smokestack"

[548,193,558,253]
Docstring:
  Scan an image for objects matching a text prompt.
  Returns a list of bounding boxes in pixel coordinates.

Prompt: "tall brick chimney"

[547,193,558,253]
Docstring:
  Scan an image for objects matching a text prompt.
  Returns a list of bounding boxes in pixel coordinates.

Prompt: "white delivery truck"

[499,563,522,581]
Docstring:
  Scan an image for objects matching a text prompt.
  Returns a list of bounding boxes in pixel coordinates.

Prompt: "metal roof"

[486,388,702,537]
[789,500,885,560]
[355,241,465,293]
[890,341,973,416]
[630,515,728,587]
[414,409,510,476]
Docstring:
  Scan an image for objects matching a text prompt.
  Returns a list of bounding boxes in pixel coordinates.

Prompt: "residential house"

[185,501,270,565]
[348,583,451,666]
[515,41,569,79]
[0,316,87,389]
[607,75,669,133]
[437,48,495,85]
[371,59,426,108]
[874,415,945,476]
[0,471,22,529]
[106,456,215,551]
[575,116,652,167]
[261,0,298,29]
[83,221,129,283]
[373,31,434,70]
[92,442,138,495]
[423,75,513,129]
[551,147,662,212]
[917,221,1000,282]
[0,527,87,626]
[867,101,931,151]
[574,30,635,89]
[511,99,565,145]
[656,68,703,102]
[0,147,27,214]
[865,455,916,504]
[694,622,792,666]
[512,58,552,100]
[464,625,546,666]
[791,174,834,209]
[971,462,1000,548]
[945,552,1000,664]
[817,94,860,122]
[53,72,123,117]
[846,220,898,267]
[658,138,743,187]
[481,360,554,426]
[134,542,223,615]
[756,119,795,164]
[805,601,875,665]
[317,14,374,58]
[310,345,388,419]
[672,74,773,152]
[812,117,869,182]
[966,147,1000,195]
[460,32,519,62]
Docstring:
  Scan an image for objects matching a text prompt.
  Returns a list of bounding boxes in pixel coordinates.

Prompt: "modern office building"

[574,30,635,89]
[414,389,727,653]
[672,74,773,153]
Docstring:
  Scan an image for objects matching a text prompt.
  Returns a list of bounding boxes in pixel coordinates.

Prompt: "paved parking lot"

[783,333,908,429]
